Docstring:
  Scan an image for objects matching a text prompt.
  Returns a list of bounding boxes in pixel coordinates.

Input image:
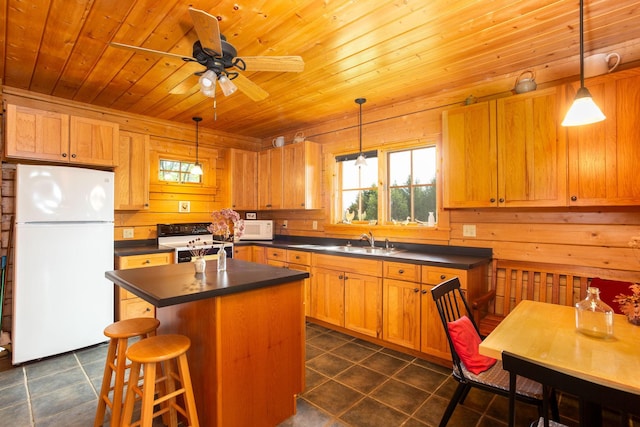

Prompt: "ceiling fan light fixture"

[218,74,237,96]
[199,69,217,88]
[561,0,605,127]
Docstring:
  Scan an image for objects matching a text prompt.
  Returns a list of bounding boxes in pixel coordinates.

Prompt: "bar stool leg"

[177,353,200,427]
[120,360,141,427]
[94,338,118,427]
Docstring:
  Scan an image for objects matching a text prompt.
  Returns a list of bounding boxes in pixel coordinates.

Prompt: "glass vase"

[217,245,227,272]
[575,287,614,338]
[193,256,206,274]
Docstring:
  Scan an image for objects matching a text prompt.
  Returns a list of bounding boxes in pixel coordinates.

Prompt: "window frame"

[158,158,203,184]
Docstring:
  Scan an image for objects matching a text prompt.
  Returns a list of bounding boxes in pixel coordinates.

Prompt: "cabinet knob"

[144,259,151,264]
[421,289,427,294]
[339,275,344,280]
[398,269,404,274]
[499,198,505,203]
[62,153,68,158]
[71,153,77,158]
[413,288,420,293]
[300,203,305,207]
[295,255,300,260]
[440,274,446,280]
[571,195,577,201]
[145,307,151,312]
[490,198,496,203]
[344,276,348,280]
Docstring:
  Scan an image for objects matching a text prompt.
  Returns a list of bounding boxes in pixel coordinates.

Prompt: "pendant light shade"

[562,0,605,126]
[355,98,367,167]
[191,117,203,175]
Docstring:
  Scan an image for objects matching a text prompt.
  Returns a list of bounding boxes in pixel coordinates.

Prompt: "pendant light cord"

[579,0,585,89]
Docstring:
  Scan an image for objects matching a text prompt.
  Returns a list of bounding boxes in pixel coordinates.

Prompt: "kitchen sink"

[323,245,404,256]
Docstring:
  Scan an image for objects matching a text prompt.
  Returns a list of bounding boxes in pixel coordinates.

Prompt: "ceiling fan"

[110,7,304,101]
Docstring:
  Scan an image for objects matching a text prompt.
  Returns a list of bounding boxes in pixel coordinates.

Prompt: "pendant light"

[561,0,605,126]
[191,117,203,175]
[354,98,367,167]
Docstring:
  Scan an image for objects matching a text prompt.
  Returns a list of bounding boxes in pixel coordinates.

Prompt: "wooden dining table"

[479,300,640,424]
[480,300,640,393]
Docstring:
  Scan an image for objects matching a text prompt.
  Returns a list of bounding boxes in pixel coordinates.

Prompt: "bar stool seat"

[121,334,199,427]
[94,317,160,427]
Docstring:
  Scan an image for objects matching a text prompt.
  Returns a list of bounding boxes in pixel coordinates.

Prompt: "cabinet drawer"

[383,261,421,282]
[266,248,287,261]
[312,253,382,276]
[287,250,311,265]
[422,266,468,288]
[120,298,154,319]
[117,252,173,269]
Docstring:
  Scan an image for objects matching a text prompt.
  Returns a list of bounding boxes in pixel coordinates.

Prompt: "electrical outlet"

[282,220,288,228]
[123,228,134,239]
[462,224,477,237]
[312,221,318,230]
[179,201,190,213]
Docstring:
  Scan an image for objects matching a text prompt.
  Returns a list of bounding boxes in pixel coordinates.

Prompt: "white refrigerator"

[12,164,114,364]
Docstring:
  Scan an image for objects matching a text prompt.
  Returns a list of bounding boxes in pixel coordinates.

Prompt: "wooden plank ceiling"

[1,0,639,139]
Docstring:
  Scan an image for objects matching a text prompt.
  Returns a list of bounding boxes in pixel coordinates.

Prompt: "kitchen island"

[106,259,309,427]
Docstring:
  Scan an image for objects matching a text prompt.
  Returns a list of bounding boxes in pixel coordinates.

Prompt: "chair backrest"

[431,277,480,376]
[502,351,640,426]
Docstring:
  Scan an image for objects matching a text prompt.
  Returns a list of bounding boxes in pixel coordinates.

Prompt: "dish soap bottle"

[217,245,227,272]
[427,212,435,227]
[575,287,614,338]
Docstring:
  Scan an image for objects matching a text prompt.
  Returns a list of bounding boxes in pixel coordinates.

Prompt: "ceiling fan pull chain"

[213,89,218,121]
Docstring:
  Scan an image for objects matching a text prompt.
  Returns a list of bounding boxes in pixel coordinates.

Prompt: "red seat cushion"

[591,277,634,315]
[447,315,497,374]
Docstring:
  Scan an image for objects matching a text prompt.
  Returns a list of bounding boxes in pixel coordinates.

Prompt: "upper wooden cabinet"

[442,101,497,208]
[227,148,258,211]
[282,141,322,209]
[443,87,566,207]
[566,71,640,206]
[115,131,150,210]
[258,141,322,210]
[4,104,118,167]
[258,147,283,210]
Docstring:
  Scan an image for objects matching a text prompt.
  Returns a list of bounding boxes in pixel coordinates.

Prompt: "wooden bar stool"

[94,317,160,427]
[121,334,199,427]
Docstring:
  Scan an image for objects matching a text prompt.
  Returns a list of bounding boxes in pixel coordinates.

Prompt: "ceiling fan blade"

[233,74,269,101]
[239,56,305,73]
[109,42,191,61]
[188,7,222,56]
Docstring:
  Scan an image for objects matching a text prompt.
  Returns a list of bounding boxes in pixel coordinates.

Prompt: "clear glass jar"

[217,245,227,272]
[575,287,614,338]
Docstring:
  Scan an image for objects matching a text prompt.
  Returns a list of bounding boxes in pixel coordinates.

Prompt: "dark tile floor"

[0,323,630,426]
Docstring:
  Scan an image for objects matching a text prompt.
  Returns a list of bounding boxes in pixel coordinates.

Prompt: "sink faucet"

[360,231,375,247]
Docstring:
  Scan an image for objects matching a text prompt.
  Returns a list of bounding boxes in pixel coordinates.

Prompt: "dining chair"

[431,277,558,427]
[503,351,638,427]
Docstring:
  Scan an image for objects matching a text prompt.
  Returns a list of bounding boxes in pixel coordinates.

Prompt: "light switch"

[179,201,190,213]
[123,228,134,239]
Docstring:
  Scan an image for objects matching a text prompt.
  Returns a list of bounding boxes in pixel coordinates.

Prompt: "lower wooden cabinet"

[233,245,253,261]
[310,253,383,338]
[115,252,173,320]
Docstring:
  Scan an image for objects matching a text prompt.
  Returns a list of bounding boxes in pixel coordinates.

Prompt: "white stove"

[157,222,233,263]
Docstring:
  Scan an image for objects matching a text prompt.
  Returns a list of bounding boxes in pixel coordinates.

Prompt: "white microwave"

[239,220,273,240]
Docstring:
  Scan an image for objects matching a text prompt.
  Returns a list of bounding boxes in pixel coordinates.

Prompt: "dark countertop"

[106,258,309,307]
[114,237,492,269]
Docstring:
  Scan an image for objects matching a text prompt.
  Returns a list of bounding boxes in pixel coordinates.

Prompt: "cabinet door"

[310,267,344,327]
[258,148,283,209]
[115,131,150,210]
[382,279,420,349]
[420,285,453,359]
[115,252,172,320]
[283,143,306,209]
[344,272,382,338]
[567,73,640,206]
[5,104,69,162]
[497,87,566,207]
[69,116,118,166]
[228,149,257,210]
[442,101,497,207]
[233,245,253,261]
